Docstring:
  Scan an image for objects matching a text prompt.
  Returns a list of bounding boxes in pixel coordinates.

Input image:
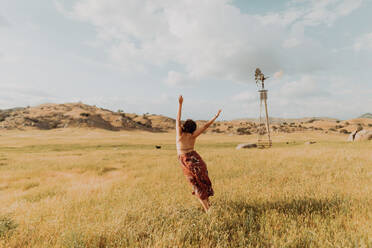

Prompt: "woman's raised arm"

[176,95,183,136]
[192,109,221,138]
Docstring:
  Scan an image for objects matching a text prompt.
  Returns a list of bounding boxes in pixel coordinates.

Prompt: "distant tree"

[117,109,124,113]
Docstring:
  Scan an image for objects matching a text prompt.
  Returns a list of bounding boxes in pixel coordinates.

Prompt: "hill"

[0,103,174,132]
[1,103,371,135]
[359,113,372,119]
[234,117,339,124]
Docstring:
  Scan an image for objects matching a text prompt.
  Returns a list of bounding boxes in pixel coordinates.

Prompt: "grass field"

[0,129,371,247]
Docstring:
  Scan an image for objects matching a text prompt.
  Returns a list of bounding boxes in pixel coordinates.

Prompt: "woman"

[176,95,221,212]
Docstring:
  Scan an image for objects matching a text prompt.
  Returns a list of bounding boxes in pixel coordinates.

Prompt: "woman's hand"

[215,109,222,118]
[178,95,183,105]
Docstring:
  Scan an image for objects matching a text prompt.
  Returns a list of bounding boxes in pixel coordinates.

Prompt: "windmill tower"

[255,68,272,148]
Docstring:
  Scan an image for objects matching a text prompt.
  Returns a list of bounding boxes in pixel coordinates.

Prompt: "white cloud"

[165,71,191,87]
[0,15,9,27]
[298,0,364,26]
[264,74,372,119]
[273,70,284,79]
[353,32,372,51]
[0,85,60,109]
[59,0,363,87]
[232,91,258,103]
[279,75,330,98]
[283,38,301,48]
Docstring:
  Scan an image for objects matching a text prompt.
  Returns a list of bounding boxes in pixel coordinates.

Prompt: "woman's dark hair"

[182,119,197,134]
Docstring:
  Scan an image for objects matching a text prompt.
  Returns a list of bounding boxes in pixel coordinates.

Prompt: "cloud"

[0,85,59,109]
[263,74,372,119]
[0,15,9,27]
[58,0,363,87]
[273,70,284,79]
[232,91,258,103]
[279,75,330,98]
[297,0,364,26]
[283,38,301,48]
[353,32,372,51]
[165,71,191,87]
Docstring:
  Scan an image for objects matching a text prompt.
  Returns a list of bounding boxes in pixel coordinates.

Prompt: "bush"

[339,129,350,134]
[237,127,251,135]
[0,215,17,238]
[306,119,316,123]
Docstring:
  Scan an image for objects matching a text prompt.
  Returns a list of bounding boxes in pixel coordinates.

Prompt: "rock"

[347,130,358,141]
[305,141,316,145]
[357,125,363,132]
[236,143,257,149]
[348,129,372,141]
[353,130,372,141]
[155,145,161,149]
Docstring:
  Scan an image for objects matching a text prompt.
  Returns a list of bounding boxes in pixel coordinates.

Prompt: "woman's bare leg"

[198,198,210,212]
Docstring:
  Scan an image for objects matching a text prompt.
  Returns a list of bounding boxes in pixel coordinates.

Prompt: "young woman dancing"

[176,95,221,212]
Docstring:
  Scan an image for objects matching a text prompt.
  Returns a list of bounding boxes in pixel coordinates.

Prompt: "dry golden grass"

[0,129,371,247]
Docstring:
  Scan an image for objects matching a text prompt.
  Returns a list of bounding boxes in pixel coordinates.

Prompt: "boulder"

[353,130,372,141]
[347,130,358,141]
[236,143,257,149]
[305,141,316,145]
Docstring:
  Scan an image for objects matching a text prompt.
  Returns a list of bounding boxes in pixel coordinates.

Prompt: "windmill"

[255,68,272,148]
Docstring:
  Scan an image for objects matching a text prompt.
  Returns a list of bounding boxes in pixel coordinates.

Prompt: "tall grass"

[0,129,371,247]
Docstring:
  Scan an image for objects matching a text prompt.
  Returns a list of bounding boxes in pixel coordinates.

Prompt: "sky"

[0,0,371,120]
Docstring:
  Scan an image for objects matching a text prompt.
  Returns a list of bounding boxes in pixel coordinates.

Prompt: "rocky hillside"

[359,113,372,119]
[1,103,371,135]
[207,118,372,135]
[0,103,174,132]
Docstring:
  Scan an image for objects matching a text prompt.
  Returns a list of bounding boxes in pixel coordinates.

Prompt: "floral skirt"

[178,151,214,200]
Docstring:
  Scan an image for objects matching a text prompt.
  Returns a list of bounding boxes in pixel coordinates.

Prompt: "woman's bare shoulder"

[178,132,195,140]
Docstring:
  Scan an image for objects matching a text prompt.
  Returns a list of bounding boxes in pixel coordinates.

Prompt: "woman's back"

[176,132,196,155]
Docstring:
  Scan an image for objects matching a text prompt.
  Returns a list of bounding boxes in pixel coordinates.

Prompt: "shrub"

[237,127,251,135]
[306,119,316,123]
[0,215,17,238]
[339,129,350,134]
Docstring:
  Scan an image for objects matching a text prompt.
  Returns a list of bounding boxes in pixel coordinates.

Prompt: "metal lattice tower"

[255,68,272,148]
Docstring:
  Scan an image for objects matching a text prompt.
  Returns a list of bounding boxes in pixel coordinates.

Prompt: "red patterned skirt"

[178,151,214,200]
